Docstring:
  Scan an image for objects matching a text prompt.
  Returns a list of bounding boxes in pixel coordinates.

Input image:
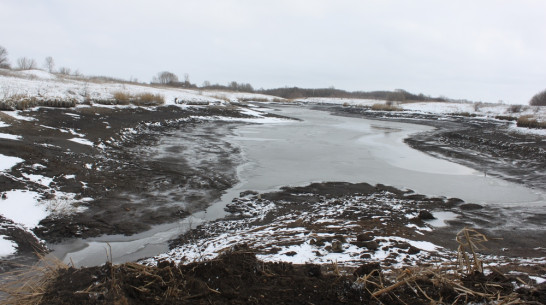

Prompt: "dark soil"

[170,181,546,261]
[37,246,546,305]
[0,105,264,260]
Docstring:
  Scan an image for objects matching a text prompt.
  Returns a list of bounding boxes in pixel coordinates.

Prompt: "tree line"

[2,45,544,105]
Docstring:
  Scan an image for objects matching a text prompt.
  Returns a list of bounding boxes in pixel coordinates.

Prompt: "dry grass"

[0,94,77,110]
[0,255,69,305]
[109,91,164,106]
[371,103,402,111]
[456,227,487,275]
[495,115,518,122]
[133,93,164,106]
[353,228,524,304]
[112,91,131,105]
[517,115,546,129]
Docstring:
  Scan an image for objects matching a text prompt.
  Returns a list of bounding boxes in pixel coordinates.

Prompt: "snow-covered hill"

[0,69,280,107]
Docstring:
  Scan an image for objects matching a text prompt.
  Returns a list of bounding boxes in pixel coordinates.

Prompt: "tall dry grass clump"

[371,103,402,111]
[112,91,131,105]
[110,91,164,106]
[133,93,164,106]
[0,94,77,110]
[517,115,546,129]
[0,255,69,305]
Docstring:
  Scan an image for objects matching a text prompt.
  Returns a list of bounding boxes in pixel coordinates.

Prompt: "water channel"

[50,105,545,267]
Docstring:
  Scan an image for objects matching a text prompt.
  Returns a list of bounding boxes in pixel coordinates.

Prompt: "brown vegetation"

[517,115,546,129]
[0,96,76,110]
[104,91,165,106]
[371,103,402,111]
[495,115,518,121]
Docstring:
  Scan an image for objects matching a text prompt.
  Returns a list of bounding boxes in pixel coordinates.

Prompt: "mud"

[37,246,546,304]
[167,182,546,262]
[0,105,263,264]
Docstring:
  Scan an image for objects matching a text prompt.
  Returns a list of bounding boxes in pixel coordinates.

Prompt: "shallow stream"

[50,105,545,267]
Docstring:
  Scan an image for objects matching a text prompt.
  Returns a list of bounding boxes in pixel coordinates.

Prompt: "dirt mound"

[30,246,545,305]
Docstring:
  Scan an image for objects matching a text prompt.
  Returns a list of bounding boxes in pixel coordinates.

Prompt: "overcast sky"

[1,0,545,104]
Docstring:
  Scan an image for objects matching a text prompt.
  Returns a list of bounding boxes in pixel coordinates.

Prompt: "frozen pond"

[50,105,545,266]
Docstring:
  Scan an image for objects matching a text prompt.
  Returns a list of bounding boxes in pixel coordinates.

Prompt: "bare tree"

[43,56,55,73]
[0,46,9,68]
[154,71,178,84]
[530,89,546,106]
[17,57,37,70]
[58,67,71,75]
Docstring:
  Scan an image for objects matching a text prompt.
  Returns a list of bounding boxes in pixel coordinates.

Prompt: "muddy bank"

[322,105,546,190]
[162,182,546,265]
[31,246,546,305]
[0,105,278,262]
[6,182,546,304]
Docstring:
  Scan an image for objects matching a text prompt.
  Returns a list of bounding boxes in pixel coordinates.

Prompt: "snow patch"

[529,276,546,284]
[22,173,54,187]
[0,132,21,140]
[69,137,94,146]
[0,235,17,257]
[1,110,37,121]
[0,154,24,171]
[0,190,47,228]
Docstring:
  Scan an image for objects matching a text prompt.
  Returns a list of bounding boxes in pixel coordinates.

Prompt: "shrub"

[495,115,517,122]
[530,89,546,106]
[517,115,546,129]
[507,104,523,113]
[371,103,402,111]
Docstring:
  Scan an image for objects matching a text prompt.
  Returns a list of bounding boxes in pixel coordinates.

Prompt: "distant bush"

[507,104,523,113]
[517,115,546,129]
[495,115,517,122]
[529,89,546,106]
[371,103,402,111]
